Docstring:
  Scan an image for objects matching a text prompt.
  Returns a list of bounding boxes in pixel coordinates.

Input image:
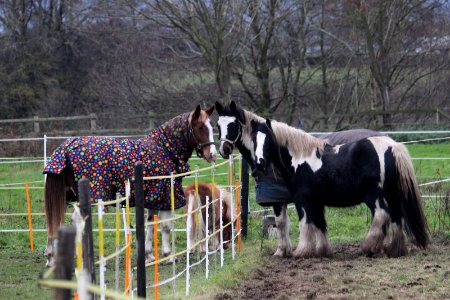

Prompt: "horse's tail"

[184,186,200,234]
[44,172,67,237]
[224,189,233,224]
[216,185,233,223]
[391,143,430,249]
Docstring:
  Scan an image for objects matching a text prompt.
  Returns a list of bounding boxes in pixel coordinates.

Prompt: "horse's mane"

[242,108,325,157]
[270,121,326,156]
[243,110,265,136]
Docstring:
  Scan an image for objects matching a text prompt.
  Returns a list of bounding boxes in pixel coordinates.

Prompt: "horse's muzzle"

[219,142,233,159]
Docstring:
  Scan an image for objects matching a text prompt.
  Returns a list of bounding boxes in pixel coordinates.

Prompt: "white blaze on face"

[255,131,266,165]
[217,116,236,153]
[205,118,217,158]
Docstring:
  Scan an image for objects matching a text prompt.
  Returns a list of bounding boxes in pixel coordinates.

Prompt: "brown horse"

[43,105,217,266]
[184,183,234,252]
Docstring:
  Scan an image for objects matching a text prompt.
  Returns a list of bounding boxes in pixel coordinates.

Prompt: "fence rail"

[34,156,243,299]
[1,108,449,134]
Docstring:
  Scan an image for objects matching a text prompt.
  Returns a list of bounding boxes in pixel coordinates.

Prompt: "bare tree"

[132,0,249,103]
[346,0,449,127]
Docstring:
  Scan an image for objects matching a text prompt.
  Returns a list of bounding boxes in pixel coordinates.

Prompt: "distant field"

[0,142,448,299]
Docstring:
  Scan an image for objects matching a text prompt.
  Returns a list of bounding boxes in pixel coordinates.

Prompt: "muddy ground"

[215,238,450,300]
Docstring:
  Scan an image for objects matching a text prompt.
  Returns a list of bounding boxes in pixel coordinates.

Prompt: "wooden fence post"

[53,225,76,300]
[34,116,40,133]
[134,162,146,298]
[148,111,156,129]
[240,159,249,237]
[78,178,96,299]
[90,113,97,131]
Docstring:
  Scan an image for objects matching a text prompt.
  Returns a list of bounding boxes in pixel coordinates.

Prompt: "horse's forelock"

[242,110,265,136]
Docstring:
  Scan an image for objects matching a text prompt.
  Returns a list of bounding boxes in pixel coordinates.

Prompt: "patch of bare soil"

[215,240,450,300]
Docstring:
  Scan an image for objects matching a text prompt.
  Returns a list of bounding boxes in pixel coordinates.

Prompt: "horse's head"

[251,118,278,172]
[189,105,217,163]
[215,100,246,159]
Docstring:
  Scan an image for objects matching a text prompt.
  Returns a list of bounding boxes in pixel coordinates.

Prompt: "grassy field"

[0,142,449,299]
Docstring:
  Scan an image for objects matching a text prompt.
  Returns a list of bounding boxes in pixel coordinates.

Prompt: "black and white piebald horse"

[215,100,386,258]
[251,118,429,257]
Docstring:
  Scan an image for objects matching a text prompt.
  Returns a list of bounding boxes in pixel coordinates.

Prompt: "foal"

[184,183,233,251]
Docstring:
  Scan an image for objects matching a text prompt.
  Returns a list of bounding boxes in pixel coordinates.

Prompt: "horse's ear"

[230,101,246,125]
[230,100,237,112]
[192,105,201,120]
[215,101,223,114]
[266,118,272,129]
[205,105,215,116]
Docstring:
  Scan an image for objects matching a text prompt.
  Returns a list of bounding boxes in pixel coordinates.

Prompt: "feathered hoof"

[384,241,408,258]
[361,237,384,256]
[273,248,283,257]
[316,245,332,258]
[273,247,291,258]
[293,246,316,258]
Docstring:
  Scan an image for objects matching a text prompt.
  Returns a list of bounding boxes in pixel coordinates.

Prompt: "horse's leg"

[145,209,155,263]
[384,196,408,257]
[186,193,197,253]
[199,210,207,252]
[44,173,67,267]
[312,204,332,257]
[198,195,207,253]
[273,203,292,258]
[159,210,175,262]
[292,199,316,258]
[361,192,390,256]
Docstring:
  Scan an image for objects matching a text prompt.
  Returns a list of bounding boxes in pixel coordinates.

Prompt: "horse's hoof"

[384,242,408,258]
[145,254,155,265]
[161,256,178,265]
[273,248,284,257]
[45,258,54,268]
[284,246,293,257]
[273,248,292,258]
[44,251,54,268]
[316,246,332,257]
[293,247,315,258]
[361,237,384,256]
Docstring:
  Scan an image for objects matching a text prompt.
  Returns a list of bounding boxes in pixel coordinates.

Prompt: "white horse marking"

[205,118,217,158]
[290,149,323,173]
[368,136,395,188]
[218,116,236,153]
[255,132,267,165]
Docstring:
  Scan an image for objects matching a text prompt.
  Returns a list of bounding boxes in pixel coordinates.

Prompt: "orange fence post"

[235,179,241,254]
[25,182,34,252]
[154,214,159,300]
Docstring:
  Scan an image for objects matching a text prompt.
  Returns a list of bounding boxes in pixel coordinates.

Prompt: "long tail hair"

[391,143,430,248]
[44,173,67,237]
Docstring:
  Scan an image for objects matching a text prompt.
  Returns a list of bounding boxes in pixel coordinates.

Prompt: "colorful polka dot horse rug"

[43,105,217,266]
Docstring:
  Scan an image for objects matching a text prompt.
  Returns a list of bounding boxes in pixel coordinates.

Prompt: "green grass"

[0,142,449,299]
